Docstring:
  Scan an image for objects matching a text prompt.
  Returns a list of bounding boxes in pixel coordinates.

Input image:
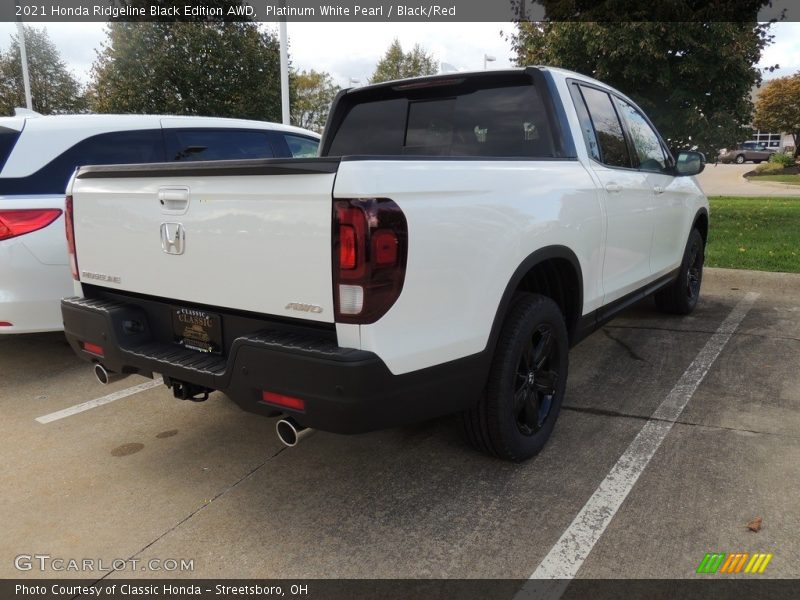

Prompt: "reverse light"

[338,284,364,315]
[261,391,305,411]
[65,195,78,280]
[81,341,104,357]
[0,209,62,241]
[332,198,407,324]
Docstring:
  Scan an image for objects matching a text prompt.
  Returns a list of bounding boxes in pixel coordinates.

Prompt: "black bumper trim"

[61,296,489,434]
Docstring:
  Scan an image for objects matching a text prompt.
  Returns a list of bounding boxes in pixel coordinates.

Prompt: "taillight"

[65,195,78,280]
[0,209,62,241]
[332,198,407,324]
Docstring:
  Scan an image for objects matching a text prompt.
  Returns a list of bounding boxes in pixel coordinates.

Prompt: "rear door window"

[578,86,632,168]
[165,129,275,161]
[328,81,554,158]
[0,129,164,196]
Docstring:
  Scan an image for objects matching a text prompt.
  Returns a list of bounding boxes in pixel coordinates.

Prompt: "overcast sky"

[0,21,798,89]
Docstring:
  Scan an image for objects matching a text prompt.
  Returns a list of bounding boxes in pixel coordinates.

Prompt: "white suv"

[0,112,320,334]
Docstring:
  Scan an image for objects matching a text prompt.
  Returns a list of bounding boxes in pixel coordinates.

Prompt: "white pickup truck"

[62,67,709,461]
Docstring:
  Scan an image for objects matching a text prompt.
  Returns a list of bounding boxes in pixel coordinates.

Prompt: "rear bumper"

[61,295,487,434]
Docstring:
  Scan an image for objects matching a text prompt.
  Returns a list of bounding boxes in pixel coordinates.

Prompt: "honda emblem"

[160,223,185,255]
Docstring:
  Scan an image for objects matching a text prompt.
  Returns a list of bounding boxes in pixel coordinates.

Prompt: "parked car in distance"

[62,67,708,461]
[0,111,320,334]
[718,141,776,164]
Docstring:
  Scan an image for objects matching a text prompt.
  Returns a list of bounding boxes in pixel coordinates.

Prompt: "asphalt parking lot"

[2,268,799,583]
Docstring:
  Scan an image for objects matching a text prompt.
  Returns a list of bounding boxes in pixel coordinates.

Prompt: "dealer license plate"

[172,308,223,354]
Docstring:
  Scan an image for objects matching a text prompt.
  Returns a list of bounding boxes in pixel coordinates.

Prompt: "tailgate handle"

[159,187,190,214]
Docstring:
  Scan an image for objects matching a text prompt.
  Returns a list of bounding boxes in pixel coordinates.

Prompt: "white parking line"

[35,376,164,424]
[516,292,759,599]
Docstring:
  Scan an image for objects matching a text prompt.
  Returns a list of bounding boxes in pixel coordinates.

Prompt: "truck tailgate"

[70,159,339,323]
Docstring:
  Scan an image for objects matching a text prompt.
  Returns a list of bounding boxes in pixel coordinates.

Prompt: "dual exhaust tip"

[92,364,313,448]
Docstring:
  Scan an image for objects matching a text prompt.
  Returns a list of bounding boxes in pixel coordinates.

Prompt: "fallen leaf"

[747,516,763,532]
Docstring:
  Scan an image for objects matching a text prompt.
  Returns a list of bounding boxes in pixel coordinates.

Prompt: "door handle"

[158,187,190,214]
[653,185,665,195]
[605,183,622,193]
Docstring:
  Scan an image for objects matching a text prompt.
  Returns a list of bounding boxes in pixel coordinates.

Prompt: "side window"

[0,129,164,195]
[579,86,632,168]
[282,134,319,158]
[569,84,600,161]
[615,99,668,173]
[166,129,275,161]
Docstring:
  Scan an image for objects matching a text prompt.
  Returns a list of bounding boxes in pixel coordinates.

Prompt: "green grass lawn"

[747,174,800,185]
[707,196,800,273]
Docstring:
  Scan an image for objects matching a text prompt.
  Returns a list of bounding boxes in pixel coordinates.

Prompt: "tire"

[654,228,705,315]
[462,293,569,462]
[735,154,745,164]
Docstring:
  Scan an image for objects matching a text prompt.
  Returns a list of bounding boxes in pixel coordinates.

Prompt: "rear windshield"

[327,78,554,158]
[0,127,21,174]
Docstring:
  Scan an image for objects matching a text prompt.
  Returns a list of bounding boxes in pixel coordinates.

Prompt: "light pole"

[483,54,496,70]
[279,19,290,125]
[15,19,33,110]
[348,77,361,87]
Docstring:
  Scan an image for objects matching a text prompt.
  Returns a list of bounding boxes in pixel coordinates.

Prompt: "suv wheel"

[462,293,568,462]
[655,228,704,315]
[735,154,746,164]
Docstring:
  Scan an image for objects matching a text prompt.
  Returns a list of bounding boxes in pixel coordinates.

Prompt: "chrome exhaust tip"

[93,363,128,385]
[276,417,314,447]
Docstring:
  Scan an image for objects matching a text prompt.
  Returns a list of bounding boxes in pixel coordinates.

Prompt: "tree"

[290,69,340,133]
[91,16,282,121]
[370,39,438,84]
[0,26,86,115]
[753,73,800,157]
[510,19,774,156]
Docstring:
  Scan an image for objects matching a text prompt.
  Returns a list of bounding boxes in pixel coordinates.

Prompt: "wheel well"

[514,258,581,342]
[693,211,709,245]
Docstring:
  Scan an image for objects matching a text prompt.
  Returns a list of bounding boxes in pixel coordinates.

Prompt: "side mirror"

[675,151,706,176]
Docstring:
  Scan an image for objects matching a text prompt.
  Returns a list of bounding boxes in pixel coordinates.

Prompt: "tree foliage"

[753,73,800,156]
[370,39,438,84]
[0,26,86,116]
[290,69,340,133]
[91,17,282,121]
[510,19,774,155]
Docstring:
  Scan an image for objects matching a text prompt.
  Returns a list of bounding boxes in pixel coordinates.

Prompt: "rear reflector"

[81,342,104,357]
[0,209,62,241]
[261,391,305,411]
